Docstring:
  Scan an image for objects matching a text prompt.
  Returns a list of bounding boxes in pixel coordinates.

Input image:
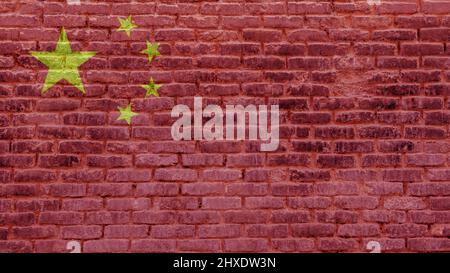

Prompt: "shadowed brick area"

[0,0,450,252]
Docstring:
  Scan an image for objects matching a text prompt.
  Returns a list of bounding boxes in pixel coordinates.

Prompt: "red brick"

[177,239,221,252]
[317,155,355,168]
[154,168,197,182]
[13,226,56,239]
[378,140,416,153]
[366,183,404,196]
[224,239,269,252]
[245,197,284,209]
[182,154,223,167]
[199,224,241,239]
[401,43,444,56]
[335,196,379,209]
[0,241,32,253]
[59,141,103,154]
[0,212,35,226]
[315,182,358,196]
[268,154,310,166]
[202,197,241,210]
[88,184,132,197]
[317,211,359,224]
[45,184,85,197]
[61,169,103,182]
[0,155,34,168]
[287,2,331,15]
[104,225,148,239]
[87,127,130,140]
[62,199,102,211]
[271,211,310,223]
[131,239,176,253]
[62,226,102,239]
[272,184,313,196]
[384,197,427,210]
[385,224,427,238]
[39,155,80,168]
[408,238,450,252]
[226,154,264,167]
[87,155,131,168]
[15,199,60,212]
[431,198,450,210]
[156,197,199,210]
[337,224,380,237]
[272,239,315,252]
[106,169,151,182]
[373,29,417,41]
[226,183,268,196]
[318,238,359,252]
[84,240,129,253]
[178,211,220,224]
[132,211,176,225]
[407,154,445,167]
[264,17,303,29]
[39,212,82,225]
[13,169,57,183]
[409,183,450,196]
[293,224,335,237]
[243,29,282,42]
[362,154,401,167]
[395,15,440,28]
[136,183,178,197]
[383,169,422,182]
[224,211,269,224]
[422,2,450,14]
[86,212,129,225]
[11,141,53,153]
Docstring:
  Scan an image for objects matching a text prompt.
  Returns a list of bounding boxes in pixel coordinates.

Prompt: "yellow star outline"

[117,15,138,37]
[141,77,161,97]
[117,103,138,125]
[30,28,96,94]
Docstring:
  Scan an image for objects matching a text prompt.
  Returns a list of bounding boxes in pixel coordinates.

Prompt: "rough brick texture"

[1,0,450,253]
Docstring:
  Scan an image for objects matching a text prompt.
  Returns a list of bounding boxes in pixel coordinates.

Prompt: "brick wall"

[1,0,450,253]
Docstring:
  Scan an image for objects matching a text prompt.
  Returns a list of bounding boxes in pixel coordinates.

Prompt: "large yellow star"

[30,27,96,94]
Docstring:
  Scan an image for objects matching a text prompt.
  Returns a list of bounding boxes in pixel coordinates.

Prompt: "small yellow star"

[117,103,138,125]
[117,15,137,37]
[141,41,160,62]
[141,77,161,97]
